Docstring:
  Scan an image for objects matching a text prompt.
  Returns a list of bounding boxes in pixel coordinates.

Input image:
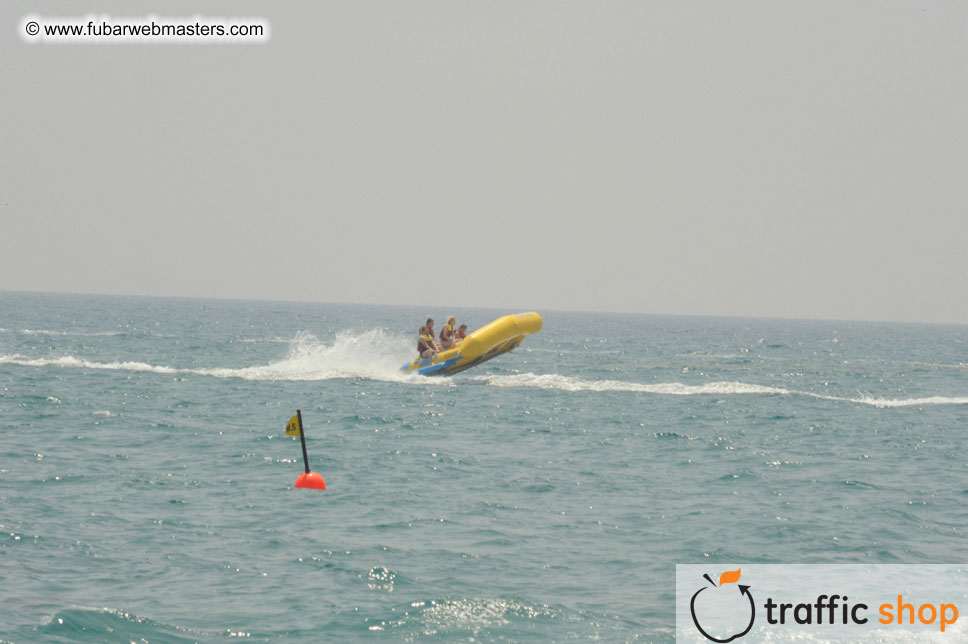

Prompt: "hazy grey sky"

[3,2,966,323]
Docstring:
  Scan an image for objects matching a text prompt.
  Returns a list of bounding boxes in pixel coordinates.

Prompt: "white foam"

[1,346,965,405]
[475,373,968,407]
[17,329,123,337]
[0,354,178,374]
[478,373,791,396]
[192,330,423,382]
[847,395,968,408]
[0,329,430,384]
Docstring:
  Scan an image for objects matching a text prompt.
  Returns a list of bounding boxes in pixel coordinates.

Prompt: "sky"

[3,1,966,323]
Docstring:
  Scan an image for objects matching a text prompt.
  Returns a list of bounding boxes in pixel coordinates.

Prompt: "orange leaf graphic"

[718,568,741,586]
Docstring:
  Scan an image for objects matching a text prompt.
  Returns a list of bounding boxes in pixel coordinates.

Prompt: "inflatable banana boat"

[401,312,542,376]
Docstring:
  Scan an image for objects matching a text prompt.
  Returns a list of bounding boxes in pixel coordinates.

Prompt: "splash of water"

[0,329,426,383]
[2,341,966,405]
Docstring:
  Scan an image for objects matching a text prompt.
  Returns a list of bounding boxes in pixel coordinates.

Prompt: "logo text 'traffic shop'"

[684,567,960,642]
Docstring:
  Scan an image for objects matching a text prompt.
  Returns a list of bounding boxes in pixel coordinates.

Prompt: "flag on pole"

[286,413,302,437]
[288,409,325,490]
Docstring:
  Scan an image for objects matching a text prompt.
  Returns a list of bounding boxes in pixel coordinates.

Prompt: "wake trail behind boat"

[2,333,966,406]
[474,373,968,407]
[0,330,433,384]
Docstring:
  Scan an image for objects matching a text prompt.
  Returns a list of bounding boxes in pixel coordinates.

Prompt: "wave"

[477,373,789,396]
[383,597,563,635]
[1,335,965,406]
[14,328,125,337]
[845,394,968,408]
[23,606,260,644]
[196,330,422,382]
[0,330,428,384]
[475,373,968,407]
[0,354,180,374]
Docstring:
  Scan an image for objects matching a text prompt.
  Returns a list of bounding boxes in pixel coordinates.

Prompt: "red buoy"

[295,471,326,490]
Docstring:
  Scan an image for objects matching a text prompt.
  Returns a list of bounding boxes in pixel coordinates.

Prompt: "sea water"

[1,292,966,643]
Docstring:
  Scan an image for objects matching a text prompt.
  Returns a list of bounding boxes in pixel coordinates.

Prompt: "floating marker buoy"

[295,471,326,489]
[286,409,326,491]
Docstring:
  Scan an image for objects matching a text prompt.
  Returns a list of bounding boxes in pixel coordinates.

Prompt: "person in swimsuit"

[439,316,457,350]
[454,323,467,343]
[417,318,439,359]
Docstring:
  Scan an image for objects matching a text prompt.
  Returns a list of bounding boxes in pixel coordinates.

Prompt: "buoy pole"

[297,409,310,474]
[291,409,326,490]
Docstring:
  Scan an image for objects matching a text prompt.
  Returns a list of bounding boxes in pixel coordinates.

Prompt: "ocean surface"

[1,292,966,643]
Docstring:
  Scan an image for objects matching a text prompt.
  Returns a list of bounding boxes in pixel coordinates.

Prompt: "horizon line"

[1,287,965,328]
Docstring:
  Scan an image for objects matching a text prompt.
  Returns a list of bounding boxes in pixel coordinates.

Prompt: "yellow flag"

[286,413,302,437]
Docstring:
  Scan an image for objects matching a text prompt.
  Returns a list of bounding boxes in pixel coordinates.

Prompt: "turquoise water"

[1,292,966,643]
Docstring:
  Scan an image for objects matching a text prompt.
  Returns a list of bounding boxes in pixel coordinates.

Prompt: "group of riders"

[417,316,467,359]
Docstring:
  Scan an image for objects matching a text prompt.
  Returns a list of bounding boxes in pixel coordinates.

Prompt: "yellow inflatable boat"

[401,312,542,376]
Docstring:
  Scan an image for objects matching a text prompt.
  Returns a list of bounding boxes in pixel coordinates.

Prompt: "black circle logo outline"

[689,584,756,643]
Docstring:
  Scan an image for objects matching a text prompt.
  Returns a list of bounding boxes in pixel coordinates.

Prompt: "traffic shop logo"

[689,568,755,643]
[684,566,961,642]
